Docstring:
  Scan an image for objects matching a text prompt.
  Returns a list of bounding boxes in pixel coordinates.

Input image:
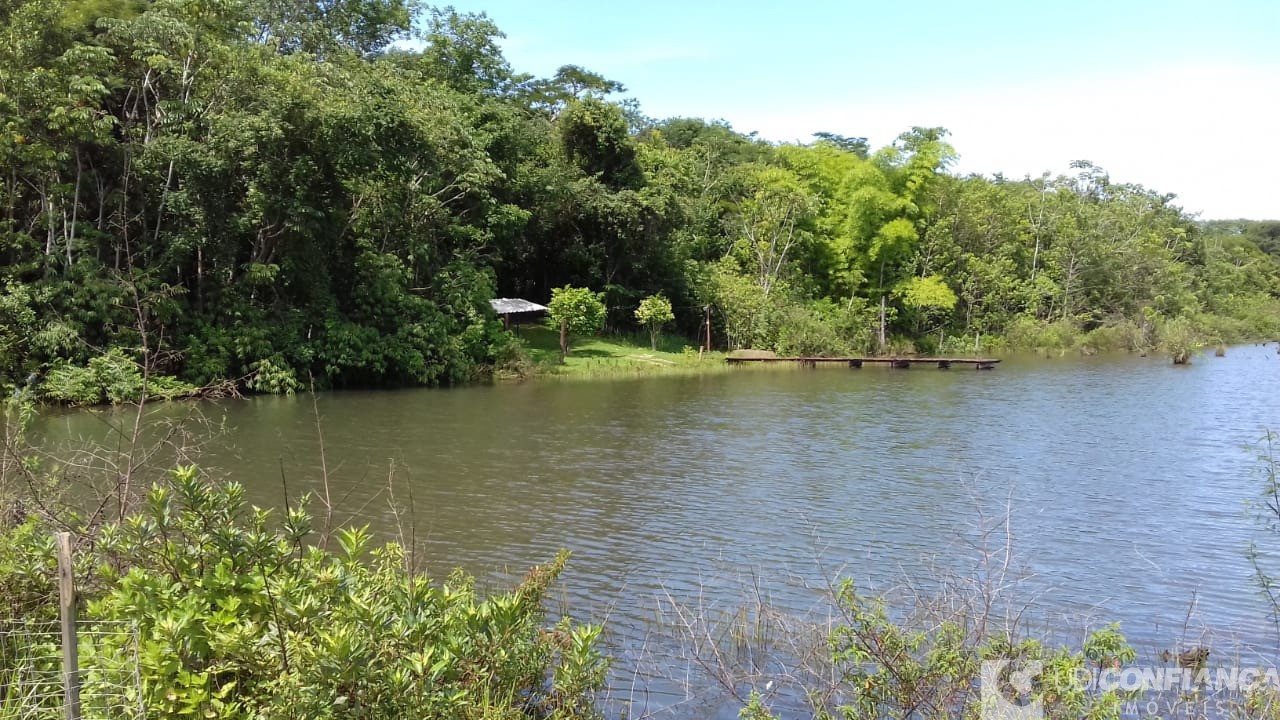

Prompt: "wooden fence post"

[57,532,80,720]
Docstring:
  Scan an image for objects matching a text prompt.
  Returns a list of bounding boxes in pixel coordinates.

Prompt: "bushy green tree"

[634,294,674,350]
[701,258,778,351]
[547,285,606,363]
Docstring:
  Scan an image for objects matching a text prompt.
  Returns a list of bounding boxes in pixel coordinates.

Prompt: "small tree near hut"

[635,294,675,350]
[548,285,606,363]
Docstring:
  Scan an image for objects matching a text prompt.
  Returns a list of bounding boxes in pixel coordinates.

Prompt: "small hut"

[489,298,548,330]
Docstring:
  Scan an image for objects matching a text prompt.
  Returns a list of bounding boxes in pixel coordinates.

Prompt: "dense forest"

[3,0,1279,399]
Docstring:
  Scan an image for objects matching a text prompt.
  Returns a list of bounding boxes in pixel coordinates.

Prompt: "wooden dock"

[726,356,1001,370]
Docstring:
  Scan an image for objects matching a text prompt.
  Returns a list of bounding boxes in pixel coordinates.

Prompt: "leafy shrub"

[0,284,39,384]
[1199,293,1280,342]
[0,517,57,620]
[29,321,80,359]
[775,306,850,357]
[40,361,105,406]
[0,467,607,719]
[1003,316,1081,351]
[881,335,918,355]
[634,295,675,350]
[146,375,203,401]
[182,323,235,386]
[739,691,778,720]
[246,357,301,394]
[937,333,1005,356]
[820,581,1134,720]
[813,298,878,355]
[1156,315,1202,364]
[41,350,197,405]
[1081,319,1149,353]
[701,258,784,351]
[492,335,536,380]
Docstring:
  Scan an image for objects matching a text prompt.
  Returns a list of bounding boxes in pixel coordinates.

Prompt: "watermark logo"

[1089,665,1280,694]
[980,656,1280,720]
[981,658,1044,720]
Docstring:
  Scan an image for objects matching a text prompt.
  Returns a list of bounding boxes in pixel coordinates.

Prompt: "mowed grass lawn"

[513,320,728,378]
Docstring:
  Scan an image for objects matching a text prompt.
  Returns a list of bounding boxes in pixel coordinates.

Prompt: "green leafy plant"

[816,581,1135,720]
[0,467,607,719]
[775,305,851,357]
[828,579,979,719]
[1157,315,1203,365]
[1249,431,1280,638]
[246,357,301,395]
[740,691,779,720]
[634,295,675,351]
[41,350,197,405]
[547,286,606,364]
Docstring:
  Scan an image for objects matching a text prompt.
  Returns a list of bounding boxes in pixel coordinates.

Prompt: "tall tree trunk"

[66,150,82,269]
[559,318,568,364]
[154,159,174,245]
[1030,179,1047,281]
[196,246,204,311]
[41,182,56,277]
[1061,254,1079,321]
[878,295,887,354]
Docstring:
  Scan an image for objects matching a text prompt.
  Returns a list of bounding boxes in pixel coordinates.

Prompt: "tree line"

[3,0,1278,399]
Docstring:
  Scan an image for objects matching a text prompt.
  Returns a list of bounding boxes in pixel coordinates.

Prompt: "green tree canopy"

[547,285,606,363]
[634,294,674,350]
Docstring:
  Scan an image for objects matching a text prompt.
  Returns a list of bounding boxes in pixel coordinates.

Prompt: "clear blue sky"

[442,0,1280,219]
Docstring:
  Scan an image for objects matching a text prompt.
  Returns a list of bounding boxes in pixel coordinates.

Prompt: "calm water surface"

[38,345,1280,715]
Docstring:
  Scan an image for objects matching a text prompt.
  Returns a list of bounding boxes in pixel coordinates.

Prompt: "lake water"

[35,344,1280,716]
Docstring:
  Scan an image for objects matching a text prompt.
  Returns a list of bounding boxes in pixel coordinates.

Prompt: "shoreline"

[15,337,1269,409]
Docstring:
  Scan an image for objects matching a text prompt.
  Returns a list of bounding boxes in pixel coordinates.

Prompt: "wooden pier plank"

[726,356,1000,367]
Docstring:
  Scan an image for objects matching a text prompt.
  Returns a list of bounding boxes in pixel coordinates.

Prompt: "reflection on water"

[33,344,1280,716]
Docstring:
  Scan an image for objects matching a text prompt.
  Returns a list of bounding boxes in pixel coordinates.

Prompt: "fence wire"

[0,619,142,720]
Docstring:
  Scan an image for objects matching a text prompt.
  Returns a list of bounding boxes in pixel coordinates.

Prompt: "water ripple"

[35,345,1280,717]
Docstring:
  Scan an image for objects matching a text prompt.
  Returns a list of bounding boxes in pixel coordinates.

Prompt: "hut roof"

[489,298,548,314]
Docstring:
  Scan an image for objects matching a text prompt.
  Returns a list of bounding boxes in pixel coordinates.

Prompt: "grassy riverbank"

[503,318,1246,382]
[509,322,730,379]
